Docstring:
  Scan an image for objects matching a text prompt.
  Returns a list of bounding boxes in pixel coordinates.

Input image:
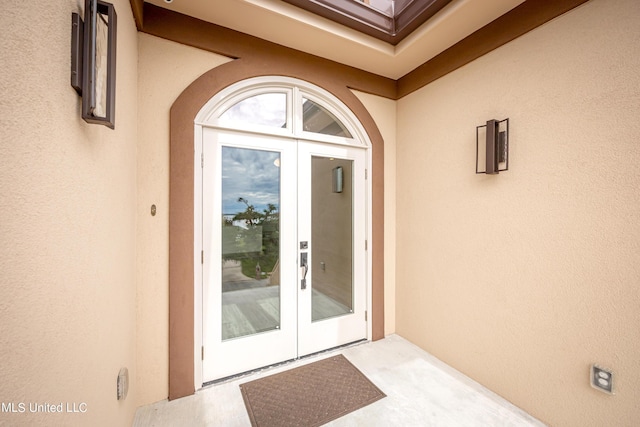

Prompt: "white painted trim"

[194,124,204,390]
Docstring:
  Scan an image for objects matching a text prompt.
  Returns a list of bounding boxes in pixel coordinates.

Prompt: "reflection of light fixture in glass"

[273,158,280,167]
[332,166,343,193]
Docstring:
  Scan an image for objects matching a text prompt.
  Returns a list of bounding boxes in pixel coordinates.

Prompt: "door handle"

[300,252,308,290]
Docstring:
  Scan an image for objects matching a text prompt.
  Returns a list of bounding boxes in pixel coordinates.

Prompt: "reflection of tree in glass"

[233,197,262,226]
[226,198,279,278]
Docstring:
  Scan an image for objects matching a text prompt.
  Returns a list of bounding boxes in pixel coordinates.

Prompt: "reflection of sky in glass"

[302,98,352,138]
[219,93,286,128]
[222,147,280,215]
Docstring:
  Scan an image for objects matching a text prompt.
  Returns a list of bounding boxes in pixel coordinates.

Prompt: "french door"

[202,129,367,381]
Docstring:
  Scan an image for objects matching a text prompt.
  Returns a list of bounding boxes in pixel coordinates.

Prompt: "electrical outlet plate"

[590,365,613,394]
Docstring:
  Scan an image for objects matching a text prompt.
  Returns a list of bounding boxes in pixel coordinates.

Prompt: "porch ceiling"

[144,0,525,80]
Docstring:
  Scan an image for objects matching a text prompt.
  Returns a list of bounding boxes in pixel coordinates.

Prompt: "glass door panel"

[311,156,354,322]
[221,147,281,340]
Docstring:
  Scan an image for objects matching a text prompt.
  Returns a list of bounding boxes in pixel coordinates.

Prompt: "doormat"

[239,354,385,427]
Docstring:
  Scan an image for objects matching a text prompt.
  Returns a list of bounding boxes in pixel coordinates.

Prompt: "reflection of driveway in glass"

[222,260,268,292]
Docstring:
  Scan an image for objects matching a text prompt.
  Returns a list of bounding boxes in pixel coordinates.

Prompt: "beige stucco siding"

[0,1,139,425]
[395,0,640,425]
[136,33,231,405]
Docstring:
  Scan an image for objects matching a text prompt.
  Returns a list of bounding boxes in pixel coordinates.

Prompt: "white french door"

[296,141,367,356]
[202,129,367,382]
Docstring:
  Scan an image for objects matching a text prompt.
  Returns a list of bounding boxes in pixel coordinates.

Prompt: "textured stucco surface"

[136,33,231,405]
[395,0,640,425]
[6,1,636,424]
[0,1,139,425]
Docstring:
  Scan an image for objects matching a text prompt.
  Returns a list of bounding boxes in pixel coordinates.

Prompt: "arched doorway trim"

[169,60,384,400]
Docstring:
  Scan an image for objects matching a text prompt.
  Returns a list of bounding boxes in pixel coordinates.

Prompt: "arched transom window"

[195,77,368,147]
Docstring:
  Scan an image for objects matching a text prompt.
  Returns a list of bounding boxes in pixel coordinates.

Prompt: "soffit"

[144,0,525,80]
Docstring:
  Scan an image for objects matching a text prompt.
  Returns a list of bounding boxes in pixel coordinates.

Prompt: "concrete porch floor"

[133,335,546,426]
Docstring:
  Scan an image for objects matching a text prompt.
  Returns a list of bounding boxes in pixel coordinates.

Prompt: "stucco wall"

[136,33,231,405]
[395,0,640,425]
[0,1,139,426]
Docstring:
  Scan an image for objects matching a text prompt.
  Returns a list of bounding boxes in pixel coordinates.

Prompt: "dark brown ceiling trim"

[141,3,397,99]
[397,0,591,98]
[129,0,144,30]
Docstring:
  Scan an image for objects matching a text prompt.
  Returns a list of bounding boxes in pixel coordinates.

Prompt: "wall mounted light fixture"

[332,166,343,193]
[476,118,509,174]
[71,0,117,129]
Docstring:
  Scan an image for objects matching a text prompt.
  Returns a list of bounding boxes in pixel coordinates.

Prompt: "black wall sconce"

[476,118,509,174]
[71,0,117,129]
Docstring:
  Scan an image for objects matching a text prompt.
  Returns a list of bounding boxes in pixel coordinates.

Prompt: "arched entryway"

[194,77,371,384]
[168,65,385,400]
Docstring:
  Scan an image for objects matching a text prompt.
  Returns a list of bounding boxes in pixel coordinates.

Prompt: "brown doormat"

[239,354,385,427]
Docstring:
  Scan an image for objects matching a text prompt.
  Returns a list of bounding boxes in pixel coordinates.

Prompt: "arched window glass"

[199,78,364,144]
[218,92,287,128]
[302,98,352,138]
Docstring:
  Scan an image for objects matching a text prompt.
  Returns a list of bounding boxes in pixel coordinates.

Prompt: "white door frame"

[193,77,373,389]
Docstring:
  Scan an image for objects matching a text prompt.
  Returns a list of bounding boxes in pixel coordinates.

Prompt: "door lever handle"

[300,252,308,290]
